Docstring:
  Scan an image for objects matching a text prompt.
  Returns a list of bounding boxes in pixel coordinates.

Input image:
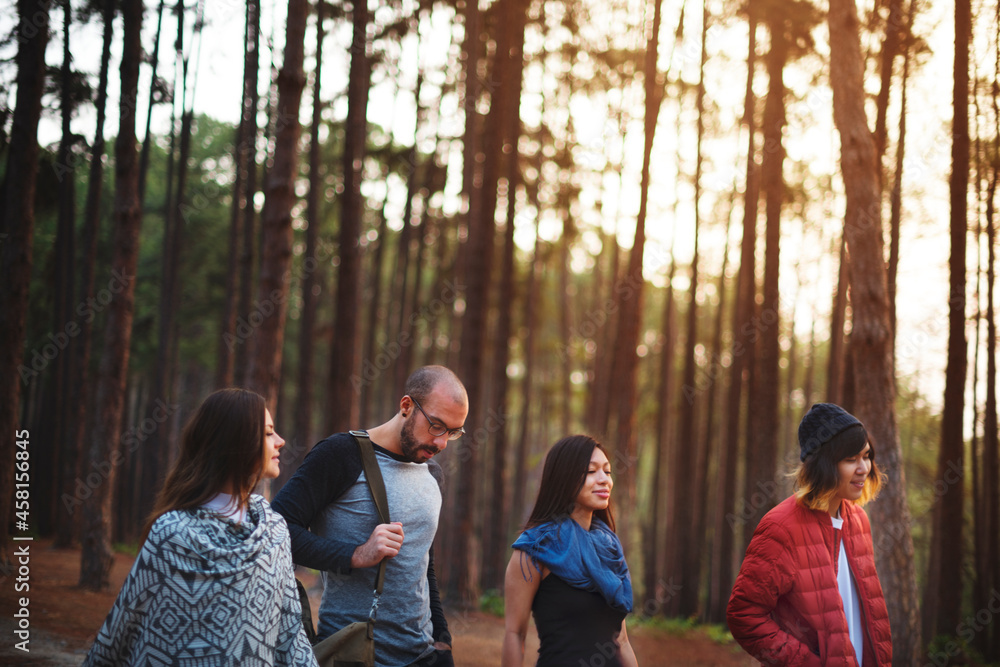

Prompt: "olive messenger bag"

[296,430,389,667]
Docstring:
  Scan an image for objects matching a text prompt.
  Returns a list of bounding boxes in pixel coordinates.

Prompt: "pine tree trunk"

[648,256,676,615]
[79,0,144,590]
[608,0,662,578]
[217,0,260,388]
[0,0,51,568]
[983,162,999,661]
[828,236,849,404]
[52,0,78,543]
[237,1,264,381]
[483,0,528,592]
[745,11,785,545]
[924,0,969,641]
[137,0,165,206]
[246,0,308,410]
[64,0,114,548]
[511,219,543,536]
[452,0,514,603]
[887,0,914,339]
[828,0,922,661]
[709,13,758,622]
[326,0,369,432]
[281,0,326,493]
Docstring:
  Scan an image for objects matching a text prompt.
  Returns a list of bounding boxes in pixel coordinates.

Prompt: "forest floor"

[0,540,753,666]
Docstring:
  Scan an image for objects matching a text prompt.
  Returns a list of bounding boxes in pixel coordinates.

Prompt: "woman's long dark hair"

[524,434,616,532]
[143,388,267,541]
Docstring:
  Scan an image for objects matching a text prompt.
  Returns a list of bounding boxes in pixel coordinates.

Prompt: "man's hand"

[351,522,404,568]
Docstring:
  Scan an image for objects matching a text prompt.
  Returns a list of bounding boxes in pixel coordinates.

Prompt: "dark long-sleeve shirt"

[272,432,452,654]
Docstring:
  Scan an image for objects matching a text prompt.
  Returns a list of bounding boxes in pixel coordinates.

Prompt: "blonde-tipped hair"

[794,429,885,511]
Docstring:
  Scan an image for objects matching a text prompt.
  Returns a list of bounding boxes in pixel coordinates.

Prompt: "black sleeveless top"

[531,574,627,666]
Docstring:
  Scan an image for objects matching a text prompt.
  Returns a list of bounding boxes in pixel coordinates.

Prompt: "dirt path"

[0,541,752,666]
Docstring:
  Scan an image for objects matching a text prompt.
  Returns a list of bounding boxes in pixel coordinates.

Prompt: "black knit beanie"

[798,403,864,462]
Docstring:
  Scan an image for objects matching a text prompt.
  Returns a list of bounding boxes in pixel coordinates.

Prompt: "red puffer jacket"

[727,495,892,666]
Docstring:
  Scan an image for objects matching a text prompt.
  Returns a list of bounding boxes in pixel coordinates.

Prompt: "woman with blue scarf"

[502,435,638,667]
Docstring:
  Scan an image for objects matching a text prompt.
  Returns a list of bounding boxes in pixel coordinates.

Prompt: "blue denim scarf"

[512,516,633,612]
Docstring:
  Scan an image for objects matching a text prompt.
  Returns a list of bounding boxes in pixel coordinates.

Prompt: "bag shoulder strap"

[349,430,389,598]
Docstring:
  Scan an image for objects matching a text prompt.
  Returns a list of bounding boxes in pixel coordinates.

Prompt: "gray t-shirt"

[271,433,449,667]
[316,450,441,666]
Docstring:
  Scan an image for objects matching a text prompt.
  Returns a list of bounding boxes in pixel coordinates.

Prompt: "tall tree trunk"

[326,0,369,432]
[558,219,573,433]
[389,56,424,409]
[981,37,999,654]
[237,1,266,381]
[511,217,543,536]
[887,0,914,339]
[873,0,904,164]
[647,254,676,614]
[137,0,165,205]
[744,9,785,546]
[451,0,515,604]
[700,200,734,617]
[828,235,849,403]
[0,0,50,569]
[217,0,260,388]
[79,0,144,590]
[924,0,969,641]
[246,0,308,411]
[63,0,114,548]
[281,0,326,493]
[483,0,527,592]
[52,0,78,542]
[829,0,922,661]
[608,0,662,574]
[983,156,999,661]
[709,12,758,623]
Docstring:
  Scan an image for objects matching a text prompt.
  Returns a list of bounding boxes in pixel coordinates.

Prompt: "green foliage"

[113,542,140,557]
[925,634,989,666]
[479,589,504,617]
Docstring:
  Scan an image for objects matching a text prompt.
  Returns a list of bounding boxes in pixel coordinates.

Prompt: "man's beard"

[400,415,439,463]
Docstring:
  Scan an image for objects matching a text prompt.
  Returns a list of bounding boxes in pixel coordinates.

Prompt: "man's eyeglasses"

[410,397,465,440]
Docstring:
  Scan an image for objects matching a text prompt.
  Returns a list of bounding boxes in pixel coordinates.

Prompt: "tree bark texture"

[709,12,759,623]
[65,0,114,548]
[0,0,50,569]
[326,0,369,432]
[217,0,260,389]
[247,0,308,412]
[744,11,785,548]
[924,0,968,641]
[828,0,921,661]
[79,0,144,590]
[52,0,78,544]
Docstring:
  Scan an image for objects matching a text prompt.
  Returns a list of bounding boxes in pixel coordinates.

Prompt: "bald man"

[273,366,468,667]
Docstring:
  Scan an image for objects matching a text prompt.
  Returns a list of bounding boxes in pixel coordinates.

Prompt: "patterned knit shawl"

[83,495,317,667]
[513,516,634,613]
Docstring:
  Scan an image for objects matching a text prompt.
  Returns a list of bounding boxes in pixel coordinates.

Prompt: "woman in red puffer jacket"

[727,403,893,666]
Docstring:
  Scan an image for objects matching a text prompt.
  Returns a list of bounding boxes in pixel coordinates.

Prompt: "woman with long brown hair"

[83,388,318,666]
[502,435,638,667]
